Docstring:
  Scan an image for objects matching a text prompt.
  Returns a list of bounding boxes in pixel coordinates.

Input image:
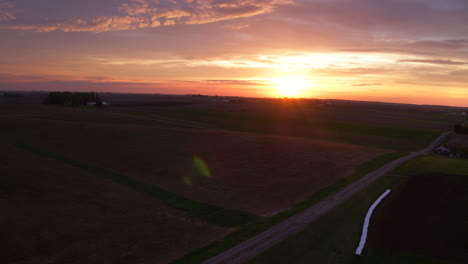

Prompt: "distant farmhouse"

[435,144,468,158]
[434,146,451,155]
[87,101,109,106]
[449,108,468,115]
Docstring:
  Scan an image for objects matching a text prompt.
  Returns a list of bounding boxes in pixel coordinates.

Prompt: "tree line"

[454,122,468,134]
[43,92,103,106]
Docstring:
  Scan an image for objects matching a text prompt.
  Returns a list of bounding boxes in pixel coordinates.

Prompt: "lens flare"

[192,155,211,177]
[183,156,211,185]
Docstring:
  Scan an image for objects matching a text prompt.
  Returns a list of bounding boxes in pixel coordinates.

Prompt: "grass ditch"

[15,142,258,228]
[249,174,402,264]
[171,152,404,264]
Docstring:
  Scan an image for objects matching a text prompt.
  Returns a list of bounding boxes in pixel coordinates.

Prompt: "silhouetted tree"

[96,94,103,107]
[43,92,103,106]
[454,123,468,134]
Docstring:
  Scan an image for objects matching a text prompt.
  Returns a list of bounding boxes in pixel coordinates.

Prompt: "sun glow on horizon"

[272,75,312,97]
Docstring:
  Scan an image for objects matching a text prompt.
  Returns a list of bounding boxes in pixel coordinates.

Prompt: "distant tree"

[454,123,468,134]
[95,94,103,107]
[89,92,96,102]
[43,92,103,106]
[1,92,24,98]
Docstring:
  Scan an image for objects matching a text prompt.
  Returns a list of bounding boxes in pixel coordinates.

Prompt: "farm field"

[0,143,229,264]
[0,104,179,128]
[2,1,468,263]
[0,107,389,216]
[131,109,440,150]
[249,156,468,264]
[371,173,467,263]
[201,102,457,130]
[120,95,458,151]
[447,133,468,147]
[1,94,463,264]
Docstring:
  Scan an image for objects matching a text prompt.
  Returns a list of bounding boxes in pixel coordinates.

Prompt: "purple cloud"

[0,1,16,21]
[1,0,294,32]
[397,59,467,65]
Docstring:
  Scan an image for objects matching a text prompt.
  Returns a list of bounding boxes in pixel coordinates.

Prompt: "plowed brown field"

[1,106,388,216]
[0,144,229,264]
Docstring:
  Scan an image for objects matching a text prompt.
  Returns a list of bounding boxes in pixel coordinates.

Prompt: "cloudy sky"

[1,0,467,105]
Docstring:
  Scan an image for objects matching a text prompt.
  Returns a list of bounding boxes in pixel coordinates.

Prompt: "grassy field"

[392,155,468,176]
[249,155,468,264]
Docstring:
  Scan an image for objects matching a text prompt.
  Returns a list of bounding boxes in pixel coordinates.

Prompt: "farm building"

[434,146,451,155]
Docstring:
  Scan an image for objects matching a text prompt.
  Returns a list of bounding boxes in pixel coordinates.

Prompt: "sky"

[0,0,468,106]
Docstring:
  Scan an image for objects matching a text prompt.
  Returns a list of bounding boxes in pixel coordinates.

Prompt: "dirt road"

[202,131,451,264]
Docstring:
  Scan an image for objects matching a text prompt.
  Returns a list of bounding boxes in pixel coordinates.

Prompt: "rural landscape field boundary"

[2,100,461,264]
[170,152,404,264]
[250,154,468,264]
[196,131,450,264]
[14,142,258,227]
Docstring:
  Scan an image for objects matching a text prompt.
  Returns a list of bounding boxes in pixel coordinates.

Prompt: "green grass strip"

[15,142,258,227]
[391,155,468,176]
[171,152,404,264]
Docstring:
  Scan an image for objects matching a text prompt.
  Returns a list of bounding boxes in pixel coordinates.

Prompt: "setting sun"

[273,76,312,97]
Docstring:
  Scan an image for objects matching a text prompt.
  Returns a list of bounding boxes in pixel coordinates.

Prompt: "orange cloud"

[397,59,468,65]
[4,16,146,32]
[2,0,294,32]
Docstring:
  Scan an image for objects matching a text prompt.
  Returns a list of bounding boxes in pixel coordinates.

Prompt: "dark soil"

[0,112,387,216]
[0,144,229,264]
[372,173,468,263]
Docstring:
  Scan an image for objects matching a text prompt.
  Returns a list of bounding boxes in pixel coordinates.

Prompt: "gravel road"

[202,131,451,264]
